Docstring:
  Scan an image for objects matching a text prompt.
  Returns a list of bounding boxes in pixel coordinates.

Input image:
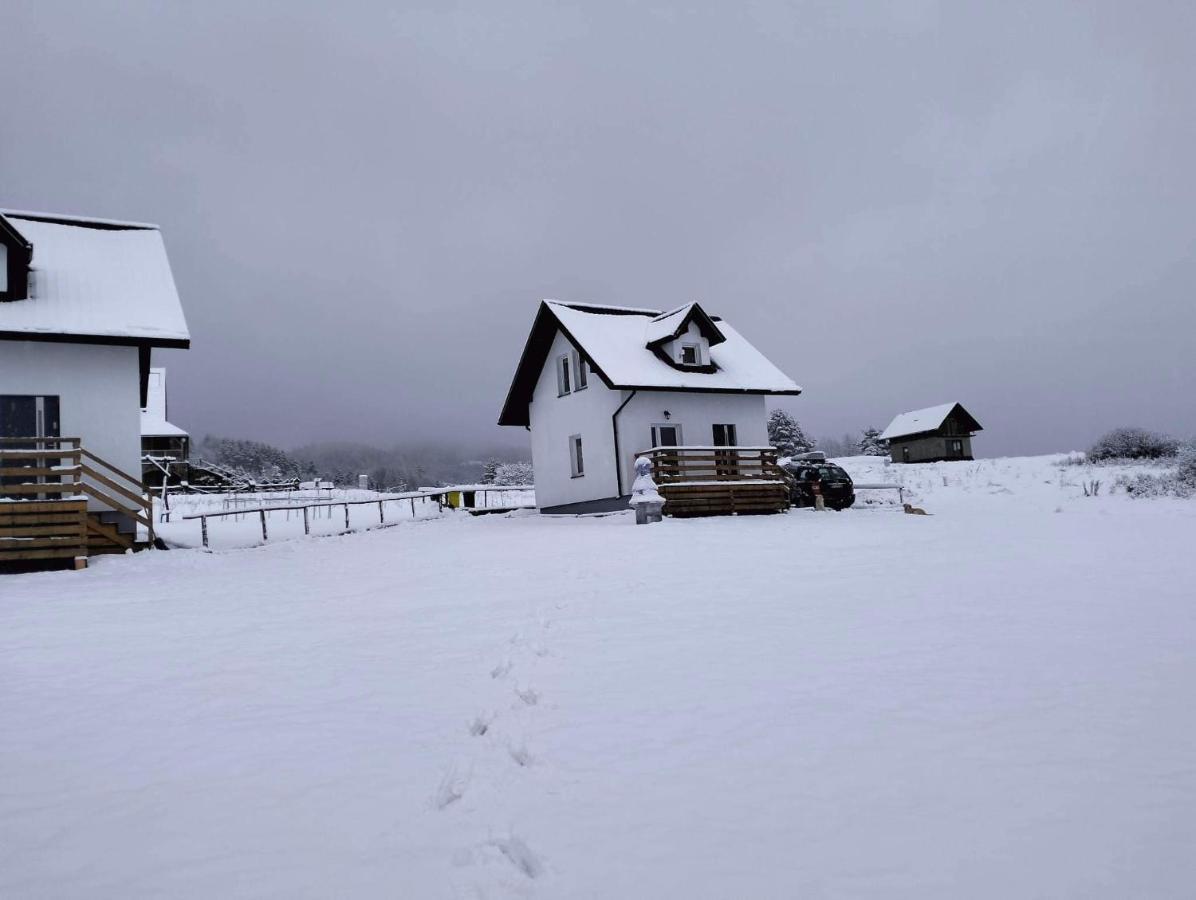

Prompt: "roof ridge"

[649,302,695,322]
[545,300,660,316]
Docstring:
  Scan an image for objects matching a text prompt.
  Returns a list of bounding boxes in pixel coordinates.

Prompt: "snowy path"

[2,485,1195,897]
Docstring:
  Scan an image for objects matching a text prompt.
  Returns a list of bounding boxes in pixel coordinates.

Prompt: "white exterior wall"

[0,341,142,506]
[616,390,769,490]
[528,330,622,509]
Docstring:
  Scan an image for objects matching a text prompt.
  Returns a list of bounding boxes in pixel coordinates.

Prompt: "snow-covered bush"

[1115,440,1196,498]
[1089,427,1178,461]
[857,427,888,456]
[493,461,533,486]
[767,410,814,457]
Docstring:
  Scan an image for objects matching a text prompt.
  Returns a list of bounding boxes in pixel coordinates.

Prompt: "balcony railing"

[632,445,789,517]
[633,445,785,484]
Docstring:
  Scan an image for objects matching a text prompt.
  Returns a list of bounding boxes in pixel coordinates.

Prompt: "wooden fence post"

[344,504,350,530]
[303,506,310,535]
[410,498,416,518]
[378,501,384,524]
[260,509,268,541]
[201,516,209,548]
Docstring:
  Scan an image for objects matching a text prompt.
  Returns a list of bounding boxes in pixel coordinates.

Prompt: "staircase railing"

[79,447,155,545]
[0,437,153,537]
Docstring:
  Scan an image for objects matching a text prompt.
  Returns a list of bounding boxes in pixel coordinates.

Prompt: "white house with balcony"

[499,300,800,515]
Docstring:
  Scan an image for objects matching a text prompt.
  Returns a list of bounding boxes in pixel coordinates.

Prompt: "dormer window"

[680,344,700,366]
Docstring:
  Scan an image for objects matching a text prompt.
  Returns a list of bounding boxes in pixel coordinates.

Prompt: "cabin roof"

[0,209,190,348]
[498,300,800,426]
[879,402,983,441]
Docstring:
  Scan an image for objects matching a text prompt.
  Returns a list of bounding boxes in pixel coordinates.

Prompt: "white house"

[0,208,190,517]
[499,300,800,513]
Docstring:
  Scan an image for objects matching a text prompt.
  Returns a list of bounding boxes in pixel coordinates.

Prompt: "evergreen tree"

[767,409,814,457]
[481,458,501,484]
[857,427,888,456]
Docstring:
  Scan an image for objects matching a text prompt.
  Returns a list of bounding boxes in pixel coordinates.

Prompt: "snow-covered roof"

[499,300,800,426]
[141,415,188,439]
[879,403,982,440]
[643,302,725,347]
[0,210,190,347]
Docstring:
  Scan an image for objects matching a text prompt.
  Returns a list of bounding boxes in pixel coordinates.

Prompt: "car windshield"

[818,466,848,481]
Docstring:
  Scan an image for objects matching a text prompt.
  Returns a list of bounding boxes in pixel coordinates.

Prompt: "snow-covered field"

[2,456,1194,898]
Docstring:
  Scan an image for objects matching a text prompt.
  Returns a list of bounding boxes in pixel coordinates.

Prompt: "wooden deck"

[1,437,155,570]
[635,446,790,518]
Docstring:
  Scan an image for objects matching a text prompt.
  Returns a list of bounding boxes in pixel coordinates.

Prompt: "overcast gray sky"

[3,0,1193,456]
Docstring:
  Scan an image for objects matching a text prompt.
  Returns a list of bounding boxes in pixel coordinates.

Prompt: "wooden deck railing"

[1,437,154,565]
[631,445,789,517]
[633,445,786,484]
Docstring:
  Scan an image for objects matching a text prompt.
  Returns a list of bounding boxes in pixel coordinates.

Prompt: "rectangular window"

[712,424,737,446]
[680,344,699,365]
[0,245,7,293]
[556,354,571,396]
[569,434,584,477]
[573,351,588,390]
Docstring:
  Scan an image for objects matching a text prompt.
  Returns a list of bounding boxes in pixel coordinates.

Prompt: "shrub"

[1116,440,1196,499]
[493,461,533,486]
[1088,427,1179,461]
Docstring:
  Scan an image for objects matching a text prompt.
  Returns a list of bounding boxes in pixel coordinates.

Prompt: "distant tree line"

[200,435,533,491]
[198,436,319,483]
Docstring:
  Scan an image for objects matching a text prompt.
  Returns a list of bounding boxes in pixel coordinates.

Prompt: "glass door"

[712,424,738,477]
[0,395,61,498]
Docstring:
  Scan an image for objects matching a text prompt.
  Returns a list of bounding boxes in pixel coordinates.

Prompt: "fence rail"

[179,485,535,548]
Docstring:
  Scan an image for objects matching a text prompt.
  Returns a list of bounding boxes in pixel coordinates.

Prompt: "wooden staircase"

[1,437,155,570]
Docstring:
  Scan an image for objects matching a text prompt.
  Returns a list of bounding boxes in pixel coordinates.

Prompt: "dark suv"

[782,456,856,510]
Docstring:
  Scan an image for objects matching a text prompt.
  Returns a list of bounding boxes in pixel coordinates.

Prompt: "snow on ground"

[2,456,1194,898]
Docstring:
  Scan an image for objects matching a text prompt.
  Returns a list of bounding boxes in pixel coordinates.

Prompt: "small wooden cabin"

[879,402,982,463]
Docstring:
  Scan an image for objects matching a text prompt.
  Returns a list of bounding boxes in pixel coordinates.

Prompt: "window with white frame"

[680,343,700,365]
[556,354,571,396]
[573,351,588,390]
[569,434,584,477]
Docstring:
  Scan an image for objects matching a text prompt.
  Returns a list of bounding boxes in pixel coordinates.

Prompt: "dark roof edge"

[607,384,802,396]
[1,211,159,232]
[0,330,190,350]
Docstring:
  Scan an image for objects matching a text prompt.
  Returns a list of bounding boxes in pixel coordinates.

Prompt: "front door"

[0,395,62,497]
[650,424,682,478]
